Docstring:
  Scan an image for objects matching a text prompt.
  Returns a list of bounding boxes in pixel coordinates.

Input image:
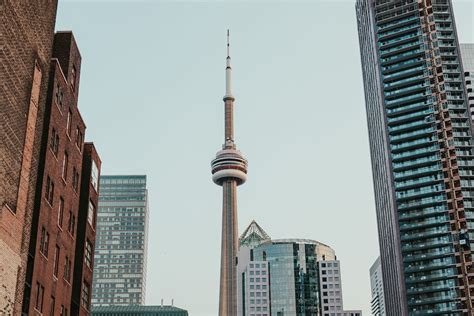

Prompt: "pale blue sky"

[56,1,474,315]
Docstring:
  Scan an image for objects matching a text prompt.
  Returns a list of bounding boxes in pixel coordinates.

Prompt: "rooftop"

[91,305,188,316]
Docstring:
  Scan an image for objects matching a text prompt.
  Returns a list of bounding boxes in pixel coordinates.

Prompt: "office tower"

[210,31,248,316]
[1,2,58,313]
[72,143,102,315]
[91,305,189,316]
[21,31,101,314]
[356,0,474,314]
[237,221,271,316]
[461,44,474,118]
[20,32,101,316]
[92,175,149,306]
[370,257,386,316]
[237,221,362,316]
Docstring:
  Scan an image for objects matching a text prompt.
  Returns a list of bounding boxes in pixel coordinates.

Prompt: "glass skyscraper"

[357,0,474,314]
[92,175,149,306]
[237,222,361,316]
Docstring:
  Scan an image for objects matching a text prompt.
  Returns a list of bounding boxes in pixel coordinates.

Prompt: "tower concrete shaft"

[211,31,248,316]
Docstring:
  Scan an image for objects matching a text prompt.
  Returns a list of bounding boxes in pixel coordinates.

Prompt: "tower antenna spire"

[227,29,230,58]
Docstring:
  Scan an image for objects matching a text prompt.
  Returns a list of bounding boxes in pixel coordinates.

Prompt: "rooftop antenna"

[227,29,230,58]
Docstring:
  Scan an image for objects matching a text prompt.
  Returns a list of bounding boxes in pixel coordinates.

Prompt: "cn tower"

[211,30,248,316]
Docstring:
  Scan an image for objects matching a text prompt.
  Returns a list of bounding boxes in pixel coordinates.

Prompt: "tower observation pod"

[211,30,248,316]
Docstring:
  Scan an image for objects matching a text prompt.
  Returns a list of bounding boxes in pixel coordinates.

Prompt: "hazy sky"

[56,1,474,315]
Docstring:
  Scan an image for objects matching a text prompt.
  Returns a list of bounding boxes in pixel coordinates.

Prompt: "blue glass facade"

[357,0,474,314]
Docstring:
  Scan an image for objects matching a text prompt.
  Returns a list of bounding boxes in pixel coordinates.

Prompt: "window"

[87,200,95,227]
[45,176,54,205]
[64,256,71,282]
[58,197,64,228]
[71,65,77,93]
[55,82,63,111]
[85,239,93,268]
[39,227,49,257]
[66,109,73,137]
[81,281,90,309]
[91,160,99,192]
[35,282,44,312]
[60,305,67,316]
[49,296,55,316]
[62,152,68,180]
[68,211,76,236]
[53,245,60,277]
[72,168,79,191]
[76,127,83,151]
[50,128,60,156]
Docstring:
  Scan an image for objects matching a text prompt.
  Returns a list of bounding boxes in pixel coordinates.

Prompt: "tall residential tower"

[211,31,249,316]
[460,44,474,119]
[92,175,149,306]
[357,0,474,314]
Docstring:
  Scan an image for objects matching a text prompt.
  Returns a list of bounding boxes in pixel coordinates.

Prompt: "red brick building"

[0,1,58,314]
[22,32,101,316]
[72,143,101,316]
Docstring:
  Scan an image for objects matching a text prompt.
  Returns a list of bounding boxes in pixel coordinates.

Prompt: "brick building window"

[91,160,99,192]
[64,255,71,282]
[45,176,54,205]
[81,281,90,310]
[62,152,68,180]
[87,200,95,227]
[68,211,76,236]
[71,65,77,94]
[50,128,60,156]
[58,197,64,228]
[49,296,55,316]
[34,282,44,312]
[53,245,60,277]
[76,127,83,151]
[85,239,93,268]
[55,82,63,111]
[39,227,49,257]
[60,305,68,316]
[66,109,73,137]
[72,168,79,191]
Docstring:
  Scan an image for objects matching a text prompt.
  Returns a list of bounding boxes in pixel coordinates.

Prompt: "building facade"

[92,175,149,306]
[72,143,102,315]
[0,2,58,313]
[20,32,101,316]
[356,0,474,314]
[460,44,474,119]
[370,257,386,316]
[91,305,188,316]
[237,222,361,316]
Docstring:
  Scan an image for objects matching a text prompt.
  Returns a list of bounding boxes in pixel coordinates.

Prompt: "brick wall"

[0,1,58,314]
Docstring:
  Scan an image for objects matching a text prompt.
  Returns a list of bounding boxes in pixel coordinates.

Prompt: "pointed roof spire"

[239,220,271,248]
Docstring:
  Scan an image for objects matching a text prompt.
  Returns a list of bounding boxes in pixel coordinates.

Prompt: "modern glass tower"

[91,175,149,306]
[370,257,386,316]
[211,31,248,316]
[356,0,474,314]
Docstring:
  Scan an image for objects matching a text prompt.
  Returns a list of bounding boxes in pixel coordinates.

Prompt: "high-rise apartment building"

[1,2,58,313]
[237,221,361,316]
[370,257,386,316]
[21,32,102,316]
[356,0,474,314]
[92,175,149,306]
[460,44,474,119]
